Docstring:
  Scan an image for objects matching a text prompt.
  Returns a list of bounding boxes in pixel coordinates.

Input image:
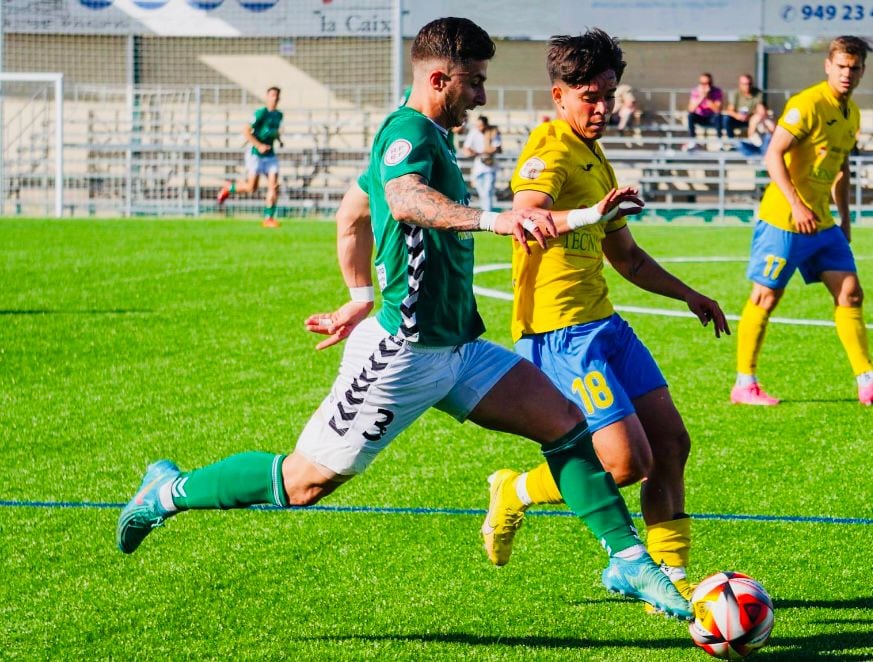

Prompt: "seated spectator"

[722,74,763,139]
[736,101,775,157]
[685,72,723,150]
[612,83,638,132]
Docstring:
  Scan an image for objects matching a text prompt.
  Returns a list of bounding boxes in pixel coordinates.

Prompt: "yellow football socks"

[736,300,771,376]
[646,516,691,569]
[524,462,564,505]
[834,305,873,375]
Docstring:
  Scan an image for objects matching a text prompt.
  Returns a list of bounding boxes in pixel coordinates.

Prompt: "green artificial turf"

[1,219,871,660]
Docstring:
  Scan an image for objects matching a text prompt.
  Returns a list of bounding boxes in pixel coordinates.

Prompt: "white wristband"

[566,207,603,229]
[349,286,375,302]
[478,211,499,232]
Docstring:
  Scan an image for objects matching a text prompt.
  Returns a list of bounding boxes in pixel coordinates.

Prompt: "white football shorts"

[293,316,522,476]
[244,152,280,176]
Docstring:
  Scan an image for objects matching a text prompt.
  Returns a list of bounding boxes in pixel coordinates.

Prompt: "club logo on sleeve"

[384,139,412,166]
[784,108,801,126]
[519,157,546,180]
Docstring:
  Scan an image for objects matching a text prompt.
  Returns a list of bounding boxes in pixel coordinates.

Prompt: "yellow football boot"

[481,469,526,566]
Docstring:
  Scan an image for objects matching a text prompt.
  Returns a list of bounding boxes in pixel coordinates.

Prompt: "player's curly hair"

[547,29,626,86]
[829,35,871,64]
[411,17,495,65]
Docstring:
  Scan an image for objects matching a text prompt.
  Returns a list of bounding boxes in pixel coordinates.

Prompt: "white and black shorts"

[294,317,521,476]
[244,152,279,176]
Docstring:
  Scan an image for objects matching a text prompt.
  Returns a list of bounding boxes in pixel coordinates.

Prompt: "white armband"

[478,211,499,232]
[349,286,375,302]
[566,207,603,229]
[566,205,620,230]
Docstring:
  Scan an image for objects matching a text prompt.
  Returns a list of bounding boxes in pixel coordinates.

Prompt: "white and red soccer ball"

[689,571,774,660]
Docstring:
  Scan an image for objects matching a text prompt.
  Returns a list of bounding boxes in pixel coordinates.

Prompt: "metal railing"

[4,82,873,219]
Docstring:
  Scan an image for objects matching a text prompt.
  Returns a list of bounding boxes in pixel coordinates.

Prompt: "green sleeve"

[377,116,440,188]
[250,107,266,132]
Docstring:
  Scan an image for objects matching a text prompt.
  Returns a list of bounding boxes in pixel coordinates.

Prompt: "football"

[689,571,774,660]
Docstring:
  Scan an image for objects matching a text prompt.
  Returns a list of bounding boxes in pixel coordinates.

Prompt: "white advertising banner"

[405,0,763,40]
[3,0,394,37]
[4,0,873,38]
[763,2,873,36]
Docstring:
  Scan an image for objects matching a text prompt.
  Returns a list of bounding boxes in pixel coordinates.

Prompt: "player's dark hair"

[829,36,871,64]
[267,86,281,95]
[477,115,489,124]
[547,29,626,86]
[411,17,495,65]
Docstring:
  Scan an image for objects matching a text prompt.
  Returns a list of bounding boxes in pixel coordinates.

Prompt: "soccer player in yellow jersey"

[731,36,873,406]
[480,30,731,605]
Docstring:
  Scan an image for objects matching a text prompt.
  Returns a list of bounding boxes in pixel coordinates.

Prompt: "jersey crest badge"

[384,139,412,166]
[784,107,801,126]
[519,157,546,180]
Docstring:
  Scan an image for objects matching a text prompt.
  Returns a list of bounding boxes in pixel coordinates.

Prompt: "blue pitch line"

[1,499,871,526]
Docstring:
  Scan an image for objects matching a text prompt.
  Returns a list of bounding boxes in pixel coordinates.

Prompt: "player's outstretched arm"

[602,226,730,337]
[305,182,376,350]
[384,173,556,253]
[513,187,644,236]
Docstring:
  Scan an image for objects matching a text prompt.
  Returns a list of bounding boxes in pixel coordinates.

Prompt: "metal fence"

[4,78,873,220]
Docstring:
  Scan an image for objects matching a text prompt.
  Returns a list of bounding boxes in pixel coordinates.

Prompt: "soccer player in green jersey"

[116,17,691,620]
[217,86,284,228]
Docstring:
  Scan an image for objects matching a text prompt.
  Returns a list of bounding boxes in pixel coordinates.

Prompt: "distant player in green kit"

[217,86,284,228]
[115,17,691,620]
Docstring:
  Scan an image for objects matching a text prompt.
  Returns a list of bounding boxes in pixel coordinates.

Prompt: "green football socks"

[264,205,277,219]
[541,422,641,555]
[171,451,288,510]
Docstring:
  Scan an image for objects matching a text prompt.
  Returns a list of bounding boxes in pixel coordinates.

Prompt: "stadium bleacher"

[9,91,870,219]
[3,44,873,218]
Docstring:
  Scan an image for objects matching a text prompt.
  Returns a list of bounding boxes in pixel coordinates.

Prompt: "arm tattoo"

[385,175,482,231]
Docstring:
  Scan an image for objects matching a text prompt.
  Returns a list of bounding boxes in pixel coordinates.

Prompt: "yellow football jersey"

[758,81,859,232]
[509,119,626,342]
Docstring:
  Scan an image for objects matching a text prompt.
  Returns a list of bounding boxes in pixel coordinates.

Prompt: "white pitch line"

[473,263,873,329]
[658,256,746,263]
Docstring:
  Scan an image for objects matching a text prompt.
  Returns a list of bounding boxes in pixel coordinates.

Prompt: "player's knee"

[750,288,779,311]
[281,454,338,506]
[659,426,691,466]
[609,455,650,487]
[843,286,863,307]
[597,434,652,486]
[677,427,691,463]
[285,487,323,507]
[834,289,862,308]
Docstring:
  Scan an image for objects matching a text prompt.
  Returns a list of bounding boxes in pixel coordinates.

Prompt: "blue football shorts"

[514,314,666,432]
[746,221,856,289]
